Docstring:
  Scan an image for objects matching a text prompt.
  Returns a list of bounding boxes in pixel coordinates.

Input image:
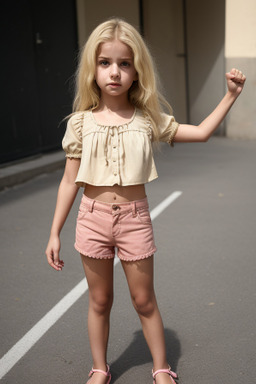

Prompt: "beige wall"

[225,0,256,139]
[226,0,256,58]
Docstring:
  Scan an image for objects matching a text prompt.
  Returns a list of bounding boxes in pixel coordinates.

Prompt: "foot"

[152,365,178,384]
[86,364,111,384]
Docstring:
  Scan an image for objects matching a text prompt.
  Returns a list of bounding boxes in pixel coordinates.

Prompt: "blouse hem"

[75,176,158,188]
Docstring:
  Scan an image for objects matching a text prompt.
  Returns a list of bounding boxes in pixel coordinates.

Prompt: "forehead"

[97,39,133,58]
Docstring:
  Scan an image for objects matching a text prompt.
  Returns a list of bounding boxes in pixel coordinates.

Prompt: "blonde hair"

[73,18,173,141]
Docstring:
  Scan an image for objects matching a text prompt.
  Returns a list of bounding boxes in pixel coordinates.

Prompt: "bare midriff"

[83,184,147,203]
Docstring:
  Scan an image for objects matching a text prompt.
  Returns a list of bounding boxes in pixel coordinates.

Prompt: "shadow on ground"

[110,328,181,383]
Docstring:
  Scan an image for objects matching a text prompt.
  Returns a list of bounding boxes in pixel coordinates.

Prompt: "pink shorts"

[75,195,157,261]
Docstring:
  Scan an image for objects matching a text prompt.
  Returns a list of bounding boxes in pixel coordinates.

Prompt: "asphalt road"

[0,137,255,384]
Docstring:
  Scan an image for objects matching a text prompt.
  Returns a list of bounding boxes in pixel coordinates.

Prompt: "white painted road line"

[0,191,182,379]
[0,279,88,380]
[150,191,182,220]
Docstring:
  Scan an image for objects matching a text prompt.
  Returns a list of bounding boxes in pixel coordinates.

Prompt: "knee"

[90,290,113,315]
[132,292,156,317]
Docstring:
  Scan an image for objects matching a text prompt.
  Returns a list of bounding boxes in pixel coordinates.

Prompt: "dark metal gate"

[1,0,78,164]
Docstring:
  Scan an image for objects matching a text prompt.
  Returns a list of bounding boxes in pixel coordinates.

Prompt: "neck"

[99,95,133,113]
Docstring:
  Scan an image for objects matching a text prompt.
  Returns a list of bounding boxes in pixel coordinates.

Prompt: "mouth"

[108,83,121,87]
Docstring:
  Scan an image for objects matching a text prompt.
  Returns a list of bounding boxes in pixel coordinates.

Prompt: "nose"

[110,63,120,78]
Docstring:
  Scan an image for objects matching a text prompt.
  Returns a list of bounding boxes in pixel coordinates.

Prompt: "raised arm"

[45,158,80,271]
[175,68,246,143]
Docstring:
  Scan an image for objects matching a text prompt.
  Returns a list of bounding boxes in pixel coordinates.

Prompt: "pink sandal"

[152,365,178,384]
[87,364,111,384]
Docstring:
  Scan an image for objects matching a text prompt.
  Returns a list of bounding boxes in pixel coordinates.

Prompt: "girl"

[45,19,245,384]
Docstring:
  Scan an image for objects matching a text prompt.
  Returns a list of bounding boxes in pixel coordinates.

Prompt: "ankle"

[152,365,178,384]
[87,364,111,384]
[153,362,169,373]
[92,363,108,371]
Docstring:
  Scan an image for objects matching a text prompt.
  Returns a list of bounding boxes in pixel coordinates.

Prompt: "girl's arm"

[45,158,81,271]
[175,68,246,143]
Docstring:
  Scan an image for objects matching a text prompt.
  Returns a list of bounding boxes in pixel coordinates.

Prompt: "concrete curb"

[0,151,65,191]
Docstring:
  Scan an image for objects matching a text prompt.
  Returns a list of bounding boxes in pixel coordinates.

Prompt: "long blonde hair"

[73,18,173,141]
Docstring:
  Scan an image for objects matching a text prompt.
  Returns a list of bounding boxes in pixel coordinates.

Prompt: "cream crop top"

[62,108,179,187]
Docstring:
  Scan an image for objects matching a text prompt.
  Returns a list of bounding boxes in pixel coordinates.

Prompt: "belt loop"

[132,201,137,217]
[88,199,95,213]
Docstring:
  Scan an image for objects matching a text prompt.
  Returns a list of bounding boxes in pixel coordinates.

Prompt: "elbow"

[189,124,210,142]
[194,121,211,142]
[60,176,78,191]
[201,135,209,143]
[196,132,209,143]
[197,127,210,142]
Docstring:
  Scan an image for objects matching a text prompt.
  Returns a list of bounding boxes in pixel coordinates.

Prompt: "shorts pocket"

[77,206,89,220]
[137,209,152,225]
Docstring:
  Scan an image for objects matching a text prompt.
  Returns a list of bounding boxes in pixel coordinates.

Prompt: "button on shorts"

[75,194,157,261]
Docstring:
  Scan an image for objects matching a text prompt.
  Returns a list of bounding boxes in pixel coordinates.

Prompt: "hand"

[226,68,246,97]
[45,234,64,271]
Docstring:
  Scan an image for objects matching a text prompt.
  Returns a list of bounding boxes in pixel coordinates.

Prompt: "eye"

[120,61,130,67]
[99,60,109,66]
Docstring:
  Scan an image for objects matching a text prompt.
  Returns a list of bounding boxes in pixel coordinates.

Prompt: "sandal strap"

[88,364,111,380]
[152,365,178,383]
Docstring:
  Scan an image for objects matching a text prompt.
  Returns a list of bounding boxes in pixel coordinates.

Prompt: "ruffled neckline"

[90,108,137,128]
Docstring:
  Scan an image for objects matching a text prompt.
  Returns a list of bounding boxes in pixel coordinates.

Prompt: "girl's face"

[95,39,137,100]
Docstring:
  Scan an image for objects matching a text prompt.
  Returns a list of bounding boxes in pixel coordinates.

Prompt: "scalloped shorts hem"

[75,244,115,259]
[76,244,157,261]
[118,247,157,262]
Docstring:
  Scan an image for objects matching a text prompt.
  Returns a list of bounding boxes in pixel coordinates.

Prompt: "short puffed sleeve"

[62,113,84,158]
[158,113,179,146]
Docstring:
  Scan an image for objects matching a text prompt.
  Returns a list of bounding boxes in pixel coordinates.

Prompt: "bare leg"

[81,255,114,384]
[121,256,175,384]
